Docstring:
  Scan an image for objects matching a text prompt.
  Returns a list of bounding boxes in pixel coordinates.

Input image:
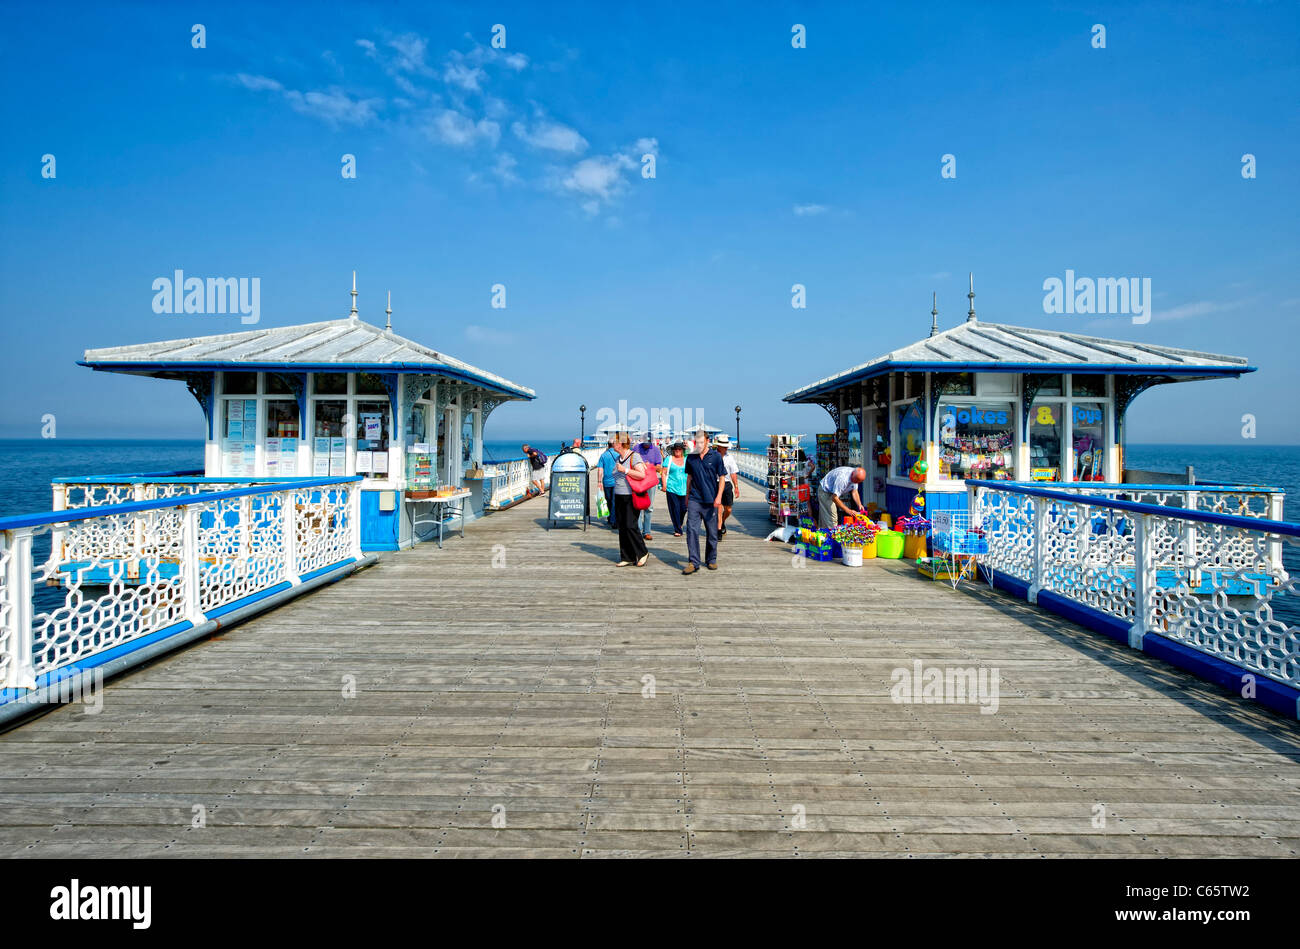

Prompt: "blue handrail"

[973,482,1300,537]
[0,477,363,532]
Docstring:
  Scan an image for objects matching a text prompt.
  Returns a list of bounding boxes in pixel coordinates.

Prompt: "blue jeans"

[686,498,719,567]
[604,484,616,527]
[638,490,655,535]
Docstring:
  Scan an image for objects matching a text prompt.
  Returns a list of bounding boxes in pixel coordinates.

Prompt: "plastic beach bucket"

[861,535,877,558]
[903,534,927,559]
[876,530,904,559]
[841,545,864,567]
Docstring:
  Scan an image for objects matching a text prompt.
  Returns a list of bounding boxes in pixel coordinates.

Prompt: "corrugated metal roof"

[80,317,535,400]
[783,320,1253,403]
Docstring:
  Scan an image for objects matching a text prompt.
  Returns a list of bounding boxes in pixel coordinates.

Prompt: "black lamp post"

[580,405,586,444]
[734,405,742,447]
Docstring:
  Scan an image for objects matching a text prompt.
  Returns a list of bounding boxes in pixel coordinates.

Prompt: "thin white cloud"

[563,154,635,201]
[444,62,486,91]
[555,138,657,214]
[284,87,382,126]
[235,73,380,126]
[235,73,283,92]
[504,52,529,70]
[793,204,827,216]
[512,119,588,153]
[429,109,500,147]
[388,33,435,76]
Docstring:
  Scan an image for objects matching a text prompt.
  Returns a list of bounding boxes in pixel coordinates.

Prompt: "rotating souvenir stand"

[766,434,809,525]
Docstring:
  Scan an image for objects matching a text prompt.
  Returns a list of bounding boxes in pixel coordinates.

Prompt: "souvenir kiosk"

[782,281,1255,522]
[78,280,536,551]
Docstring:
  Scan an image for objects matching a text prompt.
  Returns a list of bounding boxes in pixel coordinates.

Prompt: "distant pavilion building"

[79,278,535,549]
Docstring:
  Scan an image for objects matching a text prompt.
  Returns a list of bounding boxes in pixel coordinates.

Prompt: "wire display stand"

[929,511,989,590]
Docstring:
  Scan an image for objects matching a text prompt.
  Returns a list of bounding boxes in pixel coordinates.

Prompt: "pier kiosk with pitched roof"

[79,282,535,551]
[783,284,1254,522]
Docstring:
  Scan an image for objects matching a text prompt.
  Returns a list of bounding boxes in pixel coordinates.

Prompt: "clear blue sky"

[2,0,1297,443]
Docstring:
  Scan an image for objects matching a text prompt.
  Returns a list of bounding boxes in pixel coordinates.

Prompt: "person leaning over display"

[817,465,866,531]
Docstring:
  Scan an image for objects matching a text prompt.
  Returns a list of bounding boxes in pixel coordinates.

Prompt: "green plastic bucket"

[875,530,905,559]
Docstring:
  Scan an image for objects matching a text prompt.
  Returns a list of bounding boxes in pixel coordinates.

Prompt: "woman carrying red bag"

[612,432,650,567]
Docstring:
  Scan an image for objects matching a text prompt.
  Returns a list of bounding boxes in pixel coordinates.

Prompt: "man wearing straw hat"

[713,434,740,537]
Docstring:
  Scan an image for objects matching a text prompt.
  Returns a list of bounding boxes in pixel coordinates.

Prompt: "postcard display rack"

[815,430,848,473]
[767,434,810,524]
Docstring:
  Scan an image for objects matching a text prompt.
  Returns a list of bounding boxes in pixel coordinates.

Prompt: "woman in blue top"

[660,442,689,536]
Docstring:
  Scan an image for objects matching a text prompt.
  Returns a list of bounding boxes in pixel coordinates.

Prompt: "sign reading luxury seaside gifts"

[547,450,590,529]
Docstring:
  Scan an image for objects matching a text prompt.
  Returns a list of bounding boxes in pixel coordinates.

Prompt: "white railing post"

[1027,498,1047,604]
[181,504,205,625]
[3,530,37,690]
[283,487,300,585]
[130,483,146,582]
[1184,489,1199,585]
[1128,513,1154,650]
[47,483,67,573]
[1268,492,1285,572]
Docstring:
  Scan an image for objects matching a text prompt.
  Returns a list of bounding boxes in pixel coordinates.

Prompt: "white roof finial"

[385,290,392,332]
[929,291,939,337]
[966,272,977,323]
[350,270,358,318]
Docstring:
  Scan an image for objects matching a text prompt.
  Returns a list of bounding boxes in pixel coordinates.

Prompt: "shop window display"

[1071,402,1106,481]
[312,400,348,476]
[936,402,1014,481]
[355,401,391,479]
[895,400,924,478]
[1028,402,1063,481]
[264,400,299,475]
[221,398,257,476]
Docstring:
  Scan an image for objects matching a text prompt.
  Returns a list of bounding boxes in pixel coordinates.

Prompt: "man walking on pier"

[713,434,740,537]
[682,430,726,574]
[818,465,867,531]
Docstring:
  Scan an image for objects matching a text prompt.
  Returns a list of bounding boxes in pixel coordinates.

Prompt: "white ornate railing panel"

[1,477,363,695]
[970,483,1300,691]
[732,449,768,483]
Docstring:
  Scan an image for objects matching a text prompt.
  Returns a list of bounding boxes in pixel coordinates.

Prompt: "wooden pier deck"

[2,493,1298,858]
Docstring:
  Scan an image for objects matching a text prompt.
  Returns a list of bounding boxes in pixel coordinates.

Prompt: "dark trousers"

[615,494,648,562]
[686,497,718,567]
[604,485,616,526]
[666,491,687,533]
